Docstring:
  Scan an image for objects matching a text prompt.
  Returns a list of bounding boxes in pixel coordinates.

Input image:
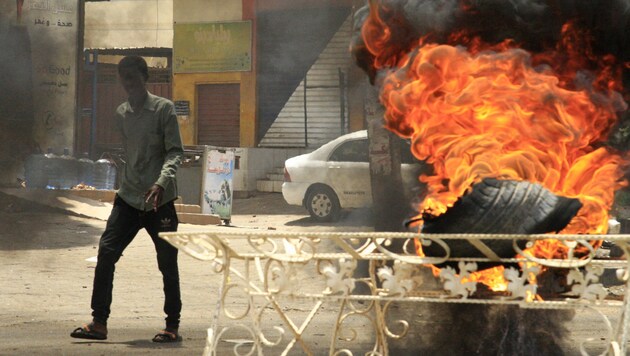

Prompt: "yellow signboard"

[174,21,252,73]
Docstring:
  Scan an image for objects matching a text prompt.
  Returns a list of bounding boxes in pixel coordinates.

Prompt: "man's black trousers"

[90,195,181,329]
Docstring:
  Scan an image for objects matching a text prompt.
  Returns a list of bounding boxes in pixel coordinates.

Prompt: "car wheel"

[306,186,340,222]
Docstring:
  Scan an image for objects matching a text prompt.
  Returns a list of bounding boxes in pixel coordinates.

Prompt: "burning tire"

[306,185,340,222]
[420,178,582,264]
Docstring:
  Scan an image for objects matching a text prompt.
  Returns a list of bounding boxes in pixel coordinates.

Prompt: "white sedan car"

[282,130,425,221]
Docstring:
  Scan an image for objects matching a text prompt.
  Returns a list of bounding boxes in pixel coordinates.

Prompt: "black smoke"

[351,0,629,147]
[353,0,629,73]
[388,303,575,355]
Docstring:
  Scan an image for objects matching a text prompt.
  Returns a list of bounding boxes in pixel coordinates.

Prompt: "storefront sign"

[174,21,252,73]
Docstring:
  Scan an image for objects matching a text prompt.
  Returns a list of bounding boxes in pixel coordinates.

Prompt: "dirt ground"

[0,191,377,356]
[0,191,626,355]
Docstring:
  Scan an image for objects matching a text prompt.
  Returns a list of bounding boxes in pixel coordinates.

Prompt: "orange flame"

[383,43,626,232]
[365,2,629,292]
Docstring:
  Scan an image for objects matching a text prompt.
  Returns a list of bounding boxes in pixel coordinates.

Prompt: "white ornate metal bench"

[160,230,630,356]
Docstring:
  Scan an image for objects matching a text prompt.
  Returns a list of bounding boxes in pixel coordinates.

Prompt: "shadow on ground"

[72,339,185,350]
[0,191,102,250]
[285,208,376,227]
[232,193,306,215]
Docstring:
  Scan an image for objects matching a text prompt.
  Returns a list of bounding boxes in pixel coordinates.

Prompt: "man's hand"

[144,184,164,212]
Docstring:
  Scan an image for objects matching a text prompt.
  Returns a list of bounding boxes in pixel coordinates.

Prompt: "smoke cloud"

[354,0,629,58]
[352,0,630,147]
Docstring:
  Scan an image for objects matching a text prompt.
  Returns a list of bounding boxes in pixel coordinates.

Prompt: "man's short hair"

[118,56,149,81]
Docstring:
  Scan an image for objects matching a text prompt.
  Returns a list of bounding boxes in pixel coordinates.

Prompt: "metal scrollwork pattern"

[319,259,357,295]
[204,325,258,356]
[377,265,414,297]
[159,231,630,356]
[331,299,383,356]
[567,265,607,301]
[504,265,539,300]
[440,262,478,299]
[246,234,319,263]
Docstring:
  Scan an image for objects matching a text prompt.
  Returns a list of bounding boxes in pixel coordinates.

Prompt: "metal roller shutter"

[197,84,240,147]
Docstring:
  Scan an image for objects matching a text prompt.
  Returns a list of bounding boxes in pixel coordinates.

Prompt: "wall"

[84,0,173,50]
[0,4,30,183]
[0,1,79,167]
[173,0,242,22]
[233,147,309,193]
[171,0,257,147]
[29,0,80,157]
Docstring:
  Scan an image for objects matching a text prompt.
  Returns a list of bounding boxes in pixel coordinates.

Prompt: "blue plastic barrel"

[58,149,79,189]
[78,158,95,186]
[45,151,63,189]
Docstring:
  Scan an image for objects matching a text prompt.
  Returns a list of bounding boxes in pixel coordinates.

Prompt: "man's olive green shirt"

[115,92,184,211]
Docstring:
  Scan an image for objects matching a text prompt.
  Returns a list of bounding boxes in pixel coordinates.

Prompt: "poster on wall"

[201,147,235,223]
[173,20,252,73]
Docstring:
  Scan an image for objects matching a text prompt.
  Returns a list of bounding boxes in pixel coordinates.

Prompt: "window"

[329,139,369,162]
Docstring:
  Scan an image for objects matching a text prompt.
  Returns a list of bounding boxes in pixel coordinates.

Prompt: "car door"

[326,138,372,208]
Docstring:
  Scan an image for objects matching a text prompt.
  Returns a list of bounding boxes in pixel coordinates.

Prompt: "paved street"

[0,192,375,355]
[0,191,626,355]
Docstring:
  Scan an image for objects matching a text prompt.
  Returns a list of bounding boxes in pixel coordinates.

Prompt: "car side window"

[329,139,369,162]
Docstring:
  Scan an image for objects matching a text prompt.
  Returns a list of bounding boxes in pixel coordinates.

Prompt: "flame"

[462,266,509,291]
[365,1,628,293]
[379,44,626,227]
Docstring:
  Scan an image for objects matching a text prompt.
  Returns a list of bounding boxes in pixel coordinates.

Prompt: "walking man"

[71,56,184,343]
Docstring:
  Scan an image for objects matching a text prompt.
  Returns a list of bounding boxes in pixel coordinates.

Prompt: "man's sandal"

[152,329,182,343]
[70,322,108,340]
